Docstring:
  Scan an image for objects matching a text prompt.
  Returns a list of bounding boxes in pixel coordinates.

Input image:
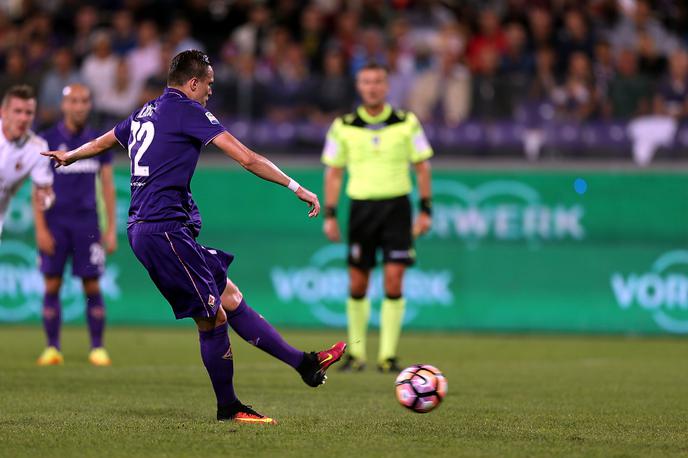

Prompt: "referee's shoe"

[377,357,402,373]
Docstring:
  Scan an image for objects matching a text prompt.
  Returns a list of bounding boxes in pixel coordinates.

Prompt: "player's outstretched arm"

[212,131,320,217]
[100,163,118,254]
[41,129,118,167]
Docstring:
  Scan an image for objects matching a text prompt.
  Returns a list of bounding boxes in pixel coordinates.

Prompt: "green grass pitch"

[0,326,686,457]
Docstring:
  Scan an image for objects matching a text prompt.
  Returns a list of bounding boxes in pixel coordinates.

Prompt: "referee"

[321,62,433,373]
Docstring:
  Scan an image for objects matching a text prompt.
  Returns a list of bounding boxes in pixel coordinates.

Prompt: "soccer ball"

[395,364,448,413]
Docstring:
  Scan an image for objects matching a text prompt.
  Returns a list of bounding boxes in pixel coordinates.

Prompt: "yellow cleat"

[37,346,64,366]
[88,347,112,367]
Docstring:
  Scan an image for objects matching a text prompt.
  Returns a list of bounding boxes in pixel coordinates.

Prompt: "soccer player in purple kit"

[35,84,117,367]
[43,50,346,424]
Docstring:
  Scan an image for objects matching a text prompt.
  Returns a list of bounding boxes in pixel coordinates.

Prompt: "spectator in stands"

[0,48,39,96]
[169,17,204,55]
[636,31,667,79]
[556,9,595,73]
[470,45,513,120]
[350,27,387,76]
[467,7,506,72]
[81,30,117,113]
[310,49,354,123]
[263,25,293,73]
[528,7,555,52]
[298,5,327,73]
[653,49,688,119]
[387,17,415,73]
[359,0,389,28]
[593,40,615,102]
[264,44,313,122]
[26,38,51,76]
[386,45,415,109]
[500,21,533,105]
[604,49,651,119]
[97,58,141,119]
[332,10,359,62]
[0,11,18,57]
[551,51,596,121]
[231,3,271,57]
[127,20,162,85]
[39,48,83,127]
[409,22,470,126]
[273,0,301,36]
[215,53,267,120]
[111,9,136,56]
[611,0,679,57]
[528,46,557,103]
[137,40,173,107]
[71,5,99,63]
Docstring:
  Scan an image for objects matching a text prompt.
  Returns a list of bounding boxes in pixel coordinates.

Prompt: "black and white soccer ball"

[395,364,448,413]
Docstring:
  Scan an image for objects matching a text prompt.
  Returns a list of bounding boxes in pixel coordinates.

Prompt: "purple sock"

[199,322,238,408]
[86,293,105,349]
[42,293,61,349]
[227,299,304,369]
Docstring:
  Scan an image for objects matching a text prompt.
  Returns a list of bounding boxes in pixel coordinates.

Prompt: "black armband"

[325,206,337,218]
[419,198,432,216]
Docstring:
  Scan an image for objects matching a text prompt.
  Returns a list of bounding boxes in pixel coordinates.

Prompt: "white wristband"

[287,179,300,192]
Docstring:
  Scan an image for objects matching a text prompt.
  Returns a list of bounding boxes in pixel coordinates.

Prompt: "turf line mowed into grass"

[0,326,686,458]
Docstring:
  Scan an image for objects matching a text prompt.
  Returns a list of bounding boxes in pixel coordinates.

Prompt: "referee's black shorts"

[347,195,415,269]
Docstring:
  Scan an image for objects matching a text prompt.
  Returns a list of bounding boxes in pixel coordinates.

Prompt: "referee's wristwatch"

[325,206,337,218]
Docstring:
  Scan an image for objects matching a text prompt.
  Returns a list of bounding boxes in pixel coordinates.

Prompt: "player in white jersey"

[0,85,54,239]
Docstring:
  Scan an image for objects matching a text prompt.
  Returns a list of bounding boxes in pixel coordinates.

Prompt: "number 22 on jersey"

[128,120,155,177]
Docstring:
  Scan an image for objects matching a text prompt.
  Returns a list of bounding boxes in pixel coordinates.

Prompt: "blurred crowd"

[2,0,688,132]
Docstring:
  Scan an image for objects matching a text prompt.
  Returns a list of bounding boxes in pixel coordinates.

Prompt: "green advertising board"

[1,166,687,334]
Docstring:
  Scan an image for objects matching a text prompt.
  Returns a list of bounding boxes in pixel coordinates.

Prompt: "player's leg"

[37,221,69,366]
[221,277,303,367]
[194,309,276,424]
[219,276,346,387]
[378,195,415,372]
[71,220,110,365]
[128,225,276,423]
[341,266,371,371]
[82,277,110,366]
[340,199,380,371]
[37,276,64,365]
[378,262,407,372]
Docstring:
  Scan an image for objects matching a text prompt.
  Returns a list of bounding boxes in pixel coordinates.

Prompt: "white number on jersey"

[128,120,155,177]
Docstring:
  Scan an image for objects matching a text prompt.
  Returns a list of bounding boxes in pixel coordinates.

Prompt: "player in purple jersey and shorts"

[43,50,346,425]
[35,84,117,367]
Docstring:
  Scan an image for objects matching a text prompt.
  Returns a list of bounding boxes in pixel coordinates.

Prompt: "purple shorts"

[39,215,105,279]
[127,221,234,320]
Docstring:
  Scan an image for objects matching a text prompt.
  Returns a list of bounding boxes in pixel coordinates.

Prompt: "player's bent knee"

[221,278,243,311]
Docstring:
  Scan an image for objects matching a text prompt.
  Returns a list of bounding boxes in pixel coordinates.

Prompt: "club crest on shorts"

[208,294,216,307]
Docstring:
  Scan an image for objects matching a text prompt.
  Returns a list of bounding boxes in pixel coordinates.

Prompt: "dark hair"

[358,61,388,74]
[167,50,211,86]
[2,84,35,106]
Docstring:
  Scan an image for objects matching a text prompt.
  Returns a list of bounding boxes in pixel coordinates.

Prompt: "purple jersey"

[114,87,225,229]
[40,122,112,217]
